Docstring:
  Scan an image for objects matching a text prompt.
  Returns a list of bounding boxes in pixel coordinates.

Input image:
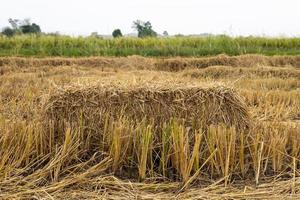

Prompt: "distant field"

[0,56,300,199]
[1,35,300,57]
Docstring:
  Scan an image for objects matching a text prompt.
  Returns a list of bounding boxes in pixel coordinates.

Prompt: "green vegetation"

[1,18,41,37]
[0,34,300,57]
[1,27,15,37]
[112,29,123,38]
[132,20,157,38]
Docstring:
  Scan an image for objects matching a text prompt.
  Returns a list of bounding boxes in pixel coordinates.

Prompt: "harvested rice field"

[0,55,300,199]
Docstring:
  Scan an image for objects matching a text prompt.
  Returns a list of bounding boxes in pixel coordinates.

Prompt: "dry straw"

[1,54,299,71]
[41,81,251,180]
[43,82,250,135]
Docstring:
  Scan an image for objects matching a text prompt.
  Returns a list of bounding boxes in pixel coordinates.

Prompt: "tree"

[20,23,41,34]
[1,27,15,37]
[4,18,41,35]
[132,20,157,38]
[112,29,122,38]
[8,18,20,30]
[163,31,169,37]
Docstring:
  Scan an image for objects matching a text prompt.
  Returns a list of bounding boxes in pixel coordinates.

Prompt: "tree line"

[1,18,167,38]
[2,18,41,37]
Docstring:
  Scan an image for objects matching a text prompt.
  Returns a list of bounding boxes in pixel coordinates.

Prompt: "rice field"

[0,55,300,199]
[1,35,300,57]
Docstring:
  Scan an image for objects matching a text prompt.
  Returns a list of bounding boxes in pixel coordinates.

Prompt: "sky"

[1,0,300,37]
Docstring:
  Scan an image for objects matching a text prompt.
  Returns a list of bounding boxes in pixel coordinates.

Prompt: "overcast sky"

[1,0,299,37]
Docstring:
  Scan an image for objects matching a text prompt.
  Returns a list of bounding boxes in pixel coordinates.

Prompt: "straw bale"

[43,82,250,133]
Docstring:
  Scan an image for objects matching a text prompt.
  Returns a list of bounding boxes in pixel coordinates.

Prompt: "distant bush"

[20,23,41,34]
[1,27,15,37]
[112,29,123,38]
[163,31,169,37]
